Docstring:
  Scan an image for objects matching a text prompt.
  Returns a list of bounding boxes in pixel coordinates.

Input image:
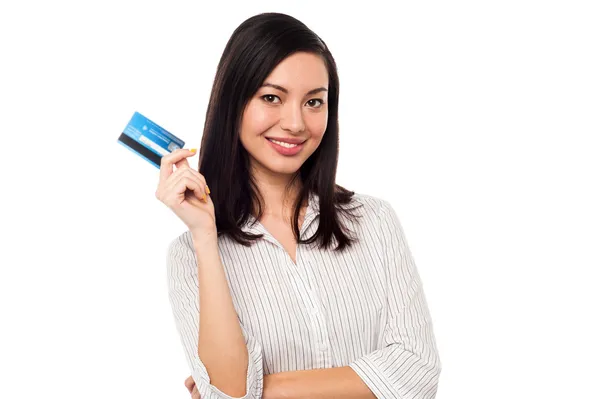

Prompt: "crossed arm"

[186,367,376,399]
[175,200,441,399]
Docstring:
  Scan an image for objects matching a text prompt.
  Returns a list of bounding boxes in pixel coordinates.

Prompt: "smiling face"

[239,51,329,179]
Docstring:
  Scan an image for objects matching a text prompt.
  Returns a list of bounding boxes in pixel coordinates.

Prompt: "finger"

[184,376,195,393]
[166,162,207,187]
[174,157,190,170]
[191,385,201,399]
[158,164,209,204]
[175,166,208,187]
[166,169,208,202]
[159,148,196,184]
[171,176,206,204]
[169,171,206,202]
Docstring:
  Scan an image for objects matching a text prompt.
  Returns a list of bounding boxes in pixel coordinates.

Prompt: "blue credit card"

[117,111,185,169]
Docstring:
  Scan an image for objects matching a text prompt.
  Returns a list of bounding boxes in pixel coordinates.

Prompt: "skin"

[180,51,376,399]
[183,51,330,397]
[239,51,329,220]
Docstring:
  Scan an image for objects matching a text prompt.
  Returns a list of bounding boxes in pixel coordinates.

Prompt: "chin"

[263,159,304,175]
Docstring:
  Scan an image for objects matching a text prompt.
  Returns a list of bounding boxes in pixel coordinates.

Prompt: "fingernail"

[201,194,206,202]
[190,148,197,153]
[205,186,211,194]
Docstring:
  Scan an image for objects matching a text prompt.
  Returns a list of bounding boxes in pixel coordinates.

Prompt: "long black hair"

[197,12,363,252]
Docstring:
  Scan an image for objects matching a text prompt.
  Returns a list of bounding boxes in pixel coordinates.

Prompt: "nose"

[279,102,305,133]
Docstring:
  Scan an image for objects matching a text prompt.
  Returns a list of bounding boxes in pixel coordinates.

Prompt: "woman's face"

[240,51,329,179]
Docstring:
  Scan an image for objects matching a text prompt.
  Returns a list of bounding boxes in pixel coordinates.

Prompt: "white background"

[1,1,599,398]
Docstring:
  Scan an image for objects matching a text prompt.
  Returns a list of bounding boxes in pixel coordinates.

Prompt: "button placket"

[300,261,321,316]
[303,259,319,294]
[291,256,319,316]
[293,256,329,354]
[307,294,329,354]
[304,293,326,354]
[315,313,329,351]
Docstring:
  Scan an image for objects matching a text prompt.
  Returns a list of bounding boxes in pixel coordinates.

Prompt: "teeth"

[268,138,299,148]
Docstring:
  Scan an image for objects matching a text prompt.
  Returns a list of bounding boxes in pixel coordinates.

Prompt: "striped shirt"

[166,192,442,398]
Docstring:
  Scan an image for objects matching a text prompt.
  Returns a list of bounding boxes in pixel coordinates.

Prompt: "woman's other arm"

[168,233,264,399]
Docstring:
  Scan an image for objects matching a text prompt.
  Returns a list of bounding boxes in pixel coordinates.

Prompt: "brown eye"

[306,99,324,108]
[262,94,281,104]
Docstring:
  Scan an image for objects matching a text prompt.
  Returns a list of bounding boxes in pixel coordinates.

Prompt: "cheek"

[306,111,328,140]
[242,101,277,134]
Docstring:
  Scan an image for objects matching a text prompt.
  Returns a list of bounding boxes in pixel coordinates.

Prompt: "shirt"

[166,191,442,399]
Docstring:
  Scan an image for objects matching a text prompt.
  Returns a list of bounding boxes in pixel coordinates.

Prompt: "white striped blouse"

[166,192,442,399]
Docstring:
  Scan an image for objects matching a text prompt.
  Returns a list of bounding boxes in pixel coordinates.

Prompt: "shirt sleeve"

[166,233,264,399]
[348,200,442,398]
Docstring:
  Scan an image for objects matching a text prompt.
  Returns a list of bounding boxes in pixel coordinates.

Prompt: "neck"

[250,165,307,220]
[255,183,306,219]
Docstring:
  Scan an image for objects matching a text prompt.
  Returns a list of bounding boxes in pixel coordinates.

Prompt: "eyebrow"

[261,83,328,96]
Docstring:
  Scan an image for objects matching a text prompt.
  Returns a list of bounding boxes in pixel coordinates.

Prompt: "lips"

[266,137,305,156]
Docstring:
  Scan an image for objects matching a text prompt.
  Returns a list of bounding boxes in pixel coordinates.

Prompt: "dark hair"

[197,12,362,252]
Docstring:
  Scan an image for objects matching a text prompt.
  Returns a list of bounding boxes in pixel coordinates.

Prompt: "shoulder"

[348,192,406,241]
[166,231,197,270]
[165,232,200,301]
[347,191,394,218]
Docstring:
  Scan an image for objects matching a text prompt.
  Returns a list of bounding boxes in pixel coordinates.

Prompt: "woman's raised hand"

[156,149,216,237]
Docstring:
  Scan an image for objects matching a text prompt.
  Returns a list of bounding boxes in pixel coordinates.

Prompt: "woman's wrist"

[191,226,217,244]
[191,228,219,261]
[191,231,217,242]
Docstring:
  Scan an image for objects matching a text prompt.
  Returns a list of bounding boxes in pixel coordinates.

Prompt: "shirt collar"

[241,191,320,235]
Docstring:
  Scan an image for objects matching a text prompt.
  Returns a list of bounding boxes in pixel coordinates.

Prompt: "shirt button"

[318,342,328,351]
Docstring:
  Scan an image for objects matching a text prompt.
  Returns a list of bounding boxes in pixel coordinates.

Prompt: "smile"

[265,137,305,156]
[267,138,299,148]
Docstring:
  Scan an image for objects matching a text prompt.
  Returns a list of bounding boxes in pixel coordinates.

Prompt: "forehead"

[263,52,328,90]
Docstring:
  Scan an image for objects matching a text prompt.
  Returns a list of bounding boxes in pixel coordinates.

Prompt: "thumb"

[184,376,195,393]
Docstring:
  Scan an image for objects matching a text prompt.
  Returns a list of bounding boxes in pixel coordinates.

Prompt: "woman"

[156,12,442,399]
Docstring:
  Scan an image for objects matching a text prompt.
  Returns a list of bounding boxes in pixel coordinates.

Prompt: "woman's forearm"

[193,232,249,397]
[263,367,376,399]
